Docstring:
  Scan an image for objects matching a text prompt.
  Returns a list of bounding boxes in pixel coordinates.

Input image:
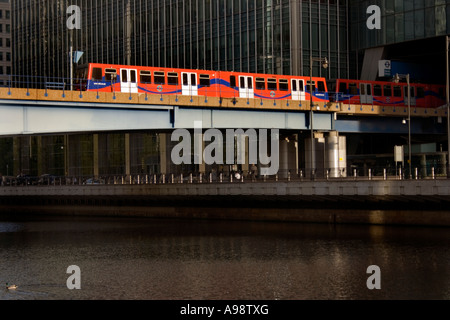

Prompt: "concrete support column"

[125,133,131,176]
[159,133,167,175]
[279,136,298,179]
[93,134,99,178]
[37,136,45,176]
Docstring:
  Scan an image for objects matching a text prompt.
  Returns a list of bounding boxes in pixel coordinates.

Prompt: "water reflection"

[0,215,449,300]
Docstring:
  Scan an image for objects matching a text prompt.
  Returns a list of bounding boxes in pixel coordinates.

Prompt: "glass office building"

[350,0,450,82]
[11,0,351,84]
[0,0,11,85]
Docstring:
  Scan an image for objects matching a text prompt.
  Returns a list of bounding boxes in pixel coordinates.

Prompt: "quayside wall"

[1,180,450,227]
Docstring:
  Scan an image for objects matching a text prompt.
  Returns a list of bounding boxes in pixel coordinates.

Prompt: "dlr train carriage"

[77,63,446,109]
[79,63,330,103]
[333,79,446,109]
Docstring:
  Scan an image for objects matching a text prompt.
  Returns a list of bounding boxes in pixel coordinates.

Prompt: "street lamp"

[309,57,329,180]
[393,73,412,179]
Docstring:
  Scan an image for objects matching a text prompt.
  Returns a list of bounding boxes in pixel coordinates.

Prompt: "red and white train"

[76,63,446,109]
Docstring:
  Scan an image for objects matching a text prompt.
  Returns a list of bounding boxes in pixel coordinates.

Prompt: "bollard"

[230,174,233,183]
[368,169,372,181]
[146,175,149,184]
[288,171,291,182]
[153,174,157,184]
[275,174,278,182]
[264,175,267,182]
[189,173,193,184]
[415,168,418,180]
[162,174,166,184]
[171,174,174,184]
[432,167,435,180]
[220,172,223,183]
[326,169,329,181]
[199,173,202,184]
[383,169,387,180]
[353,169,357,180]
[300,170,303,181]
[180,173,183,184]
[399,167,402,180]
[209,172,212,183]
[137,175,140,185]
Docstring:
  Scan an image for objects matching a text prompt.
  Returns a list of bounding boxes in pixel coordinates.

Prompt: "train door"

[291,79,305,101]
[404,86,416,106]
[182,72,198,96]
[239,76,254,99]
[360,83,373,104]
[120,69,138,93]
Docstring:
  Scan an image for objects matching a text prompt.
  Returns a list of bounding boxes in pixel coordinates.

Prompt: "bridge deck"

[0,87,446,118]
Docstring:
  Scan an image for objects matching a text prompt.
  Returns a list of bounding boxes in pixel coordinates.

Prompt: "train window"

[105,69,117,81]
[393,86,402,97]
[383,85,392,97]
[230,75,236,88]
[121,69,128,83]
[349,83,358,95]
[182,73,188,86]
[140,71,151,84]
[417,87,425,99]
[256,78,265,90]
[317,81,325,93]
[292,80,297,92]
[191,74,197,86]
[247,77,253,89]
[338,82,347,93]
[92,68,102,81]
[268,78,277,90]
[240,77,245,89]
[279,79,288,91]
[404,86,415,98]
[154,71,165,85]
[130,70,137,83]
[200,74,210,87]
[360,85,365,95]
[373,85,382,97]
[168,72,179,85]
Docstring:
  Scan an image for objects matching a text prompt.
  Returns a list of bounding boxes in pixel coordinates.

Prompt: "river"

[0,213,449,300]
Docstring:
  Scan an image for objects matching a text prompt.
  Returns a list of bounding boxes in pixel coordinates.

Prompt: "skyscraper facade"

[0,0,11,86]
[11,0,351,85]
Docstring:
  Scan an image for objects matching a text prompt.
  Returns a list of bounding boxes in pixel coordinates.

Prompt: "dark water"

[0,213,449,300]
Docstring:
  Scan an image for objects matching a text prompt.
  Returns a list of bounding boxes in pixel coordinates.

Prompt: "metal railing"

[1,165,447,188]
